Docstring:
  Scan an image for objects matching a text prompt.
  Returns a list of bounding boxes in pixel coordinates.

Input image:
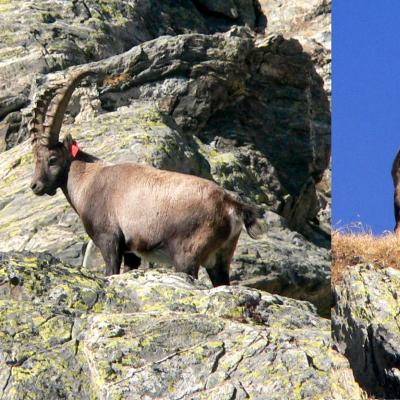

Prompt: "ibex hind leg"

[174,259,201,280]
[172,249,201,280]
[205,232,240,287]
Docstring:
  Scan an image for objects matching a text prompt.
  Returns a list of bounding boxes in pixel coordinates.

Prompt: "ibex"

[29,71,263,286]
[392,149,400,235]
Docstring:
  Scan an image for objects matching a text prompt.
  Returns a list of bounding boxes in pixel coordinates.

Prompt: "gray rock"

[195,34,330,244]
[55,28,329,238]
[258,0,331,96]
[230,212,331,317]
[0,252,365,400]
[0,0,262,149]
[332,264,400,399]
[1,4,330,235]
[0,26,330,312]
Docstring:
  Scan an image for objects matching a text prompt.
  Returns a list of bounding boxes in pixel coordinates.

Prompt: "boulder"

[0,27,330,313]
[258,0,331,96]
[0,252,365,399]
[0,0,263,150]
[257,0,332,235]
[332,264,400,399]
[0,1,331,237]
[229,212,330,317]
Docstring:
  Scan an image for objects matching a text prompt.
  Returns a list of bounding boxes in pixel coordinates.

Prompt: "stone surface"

[0,0,262,150]
[0,0,331,227]
[0,0,331,244]
[0,25,330,313]
[0,2,343,396]
[259,0,331,96]
[34,27,329,241]
[0,252,365,400]
[332,264,400,399]
[230,212,331,317]
[258,0,332,242]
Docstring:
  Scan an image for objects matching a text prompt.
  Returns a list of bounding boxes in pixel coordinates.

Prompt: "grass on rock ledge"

[332,224,400,285]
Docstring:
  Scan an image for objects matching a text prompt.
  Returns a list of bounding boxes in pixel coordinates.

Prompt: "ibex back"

[29,71,263,286]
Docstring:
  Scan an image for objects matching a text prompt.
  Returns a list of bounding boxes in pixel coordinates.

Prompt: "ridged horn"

[29,86,59,147]
[42,70,95,146]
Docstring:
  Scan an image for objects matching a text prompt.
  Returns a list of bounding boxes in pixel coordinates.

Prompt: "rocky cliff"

[0,1,339,398]
[333,264,400,399]
[0,252,364,399]
[0,0,331,313]
[332,232,400,399]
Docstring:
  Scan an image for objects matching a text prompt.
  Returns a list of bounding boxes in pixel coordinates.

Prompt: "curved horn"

[42,70,95,147]
[29,86,59,147]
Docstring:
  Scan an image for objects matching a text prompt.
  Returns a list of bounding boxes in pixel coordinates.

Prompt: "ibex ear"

[63,134,74,150]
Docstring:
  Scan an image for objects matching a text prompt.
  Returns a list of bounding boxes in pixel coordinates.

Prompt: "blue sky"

[333,1,400,234]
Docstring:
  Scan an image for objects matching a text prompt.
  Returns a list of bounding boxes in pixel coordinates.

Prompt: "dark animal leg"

[206,233,240,287]
[394,188,400,235]
[174,257,201,280]
[124,252,141,271]
[97,234,123,276]
[391,151,400,234]
[171,240,202,279]
[206,259,230,287]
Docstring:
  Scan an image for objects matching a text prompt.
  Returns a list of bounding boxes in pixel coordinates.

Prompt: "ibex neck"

[61,152,103,216]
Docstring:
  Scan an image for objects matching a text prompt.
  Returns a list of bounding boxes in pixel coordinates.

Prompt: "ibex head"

[29,71,93,196]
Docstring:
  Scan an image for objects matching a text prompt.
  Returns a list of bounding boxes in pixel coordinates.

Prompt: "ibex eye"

[48,157,57,166]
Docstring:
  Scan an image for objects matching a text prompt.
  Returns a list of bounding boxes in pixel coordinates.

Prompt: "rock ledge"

[0,252,363,400]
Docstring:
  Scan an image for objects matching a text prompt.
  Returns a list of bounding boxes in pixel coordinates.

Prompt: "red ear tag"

[70,140,80,158]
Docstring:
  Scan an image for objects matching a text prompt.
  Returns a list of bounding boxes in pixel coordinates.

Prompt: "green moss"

[194,345,208,362]
[21,256,39,268]
[91,300,104,313]
[39,316,72,343]
[97,0,130,25]
[167,379,177,394]
[210,152,236,166]
[136,108,165,129]
[41,12,56,23]
[0,45,26,61]
[0,0,13,13]
[9,342,91,398]
[207,340,224,348]
[0,29,17,45]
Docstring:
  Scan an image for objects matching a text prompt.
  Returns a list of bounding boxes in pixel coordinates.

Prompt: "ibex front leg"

[96,233,123,275]
[123,252,141,271]
[394,188,400,236]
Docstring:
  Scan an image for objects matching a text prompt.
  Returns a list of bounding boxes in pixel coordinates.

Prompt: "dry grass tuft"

[332,223,400,285]
[102,73,130,87]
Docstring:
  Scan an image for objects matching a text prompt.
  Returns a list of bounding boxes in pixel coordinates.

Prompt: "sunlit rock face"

[0,24,331,313]
[0,252,364,400]
[0,2,334,396]
[333,264,400,400]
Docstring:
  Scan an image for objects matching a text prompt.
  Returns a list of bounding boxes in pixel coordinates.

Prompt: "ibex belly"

[128,246,174,267]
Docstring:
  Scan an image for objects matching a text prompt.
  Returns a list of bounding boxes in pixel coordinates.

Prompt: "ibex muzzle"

[29,70,264,285]
[30,143,70,196]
